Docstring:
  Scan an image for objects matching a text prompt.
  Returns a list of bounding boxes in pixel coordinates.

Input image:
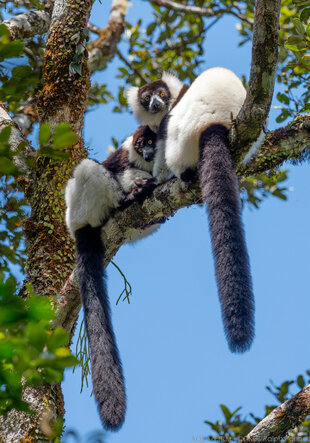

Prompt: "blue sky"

[62,2,310,442]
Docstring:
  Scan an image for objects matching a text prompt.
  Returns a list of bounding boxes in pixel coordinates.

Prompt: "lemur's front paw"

[180,167,197,183]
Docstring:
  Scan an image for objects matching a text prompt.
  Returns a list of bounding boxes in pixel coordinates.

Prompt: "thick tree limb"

[0,0,93,440]
[88,0,128,73]
[231,0,281,163]
[239,114,310,176]
[57,116,310,330]
[0,103,34,173]
[150,0,252,25]
[242,384,310,442]
[2,10,51,40]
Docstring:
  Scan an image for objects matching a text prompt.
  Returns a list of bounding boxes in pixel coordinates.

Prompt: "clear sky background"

[62,1,310,442]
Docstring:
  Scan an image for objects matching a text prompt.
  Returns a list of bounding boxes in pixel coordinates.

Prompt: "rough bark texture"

[241,384,310,442]
[88,0,128,73]
[0,0,92,440]
[0,104,34,173]
[2,10,51,40]
[231,0,281,163]
[0,0,309,439]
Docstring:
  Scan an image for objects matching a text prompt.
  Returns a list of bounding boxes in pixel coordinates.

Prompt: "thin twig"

[116,48,148,83]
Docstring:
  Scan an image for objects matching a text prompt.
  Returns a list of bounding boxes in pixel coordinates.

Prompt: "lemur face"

[138,80,171,115]
[132,126,157,162]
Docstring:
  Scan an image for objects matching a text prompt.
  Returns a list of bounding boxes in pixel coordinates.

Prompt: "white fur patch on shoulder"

[161,72,183,103]
[242,129,266,165]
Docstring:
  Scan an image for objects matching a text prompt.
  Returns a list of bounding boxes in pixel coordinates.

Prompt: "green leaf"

[11,65,32,79]
[25,323,46,351]
[75,44,84,56]
[53,123,77,149]
[293,18,306,35]
[297,375,305,389]
[69,62,82,76]
[47,328,69,351]
[0,126,11,143]
[220,404,232,421]
[0,40,24,60]
[38,123,51,145]
[277,92,289,105]
[0,157,19,176]
[82,27,90,40]
[146,22,157,35]
[0,24,11,38]
[300,7,310,23]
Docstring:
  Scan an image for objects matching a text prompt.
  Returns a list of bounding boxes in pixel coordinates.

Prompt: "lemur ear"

[161,71,183,100]
[126,86,139,110]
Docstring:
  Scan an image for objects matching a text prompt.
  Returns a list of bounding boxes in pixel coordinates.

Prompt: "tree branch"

[238,114,310,176]
[0,103,34,173]
[56,116,310,329]
[242,384,310,442]
[88,0,128,73]
[2,10,51,40]
[150,0,253,25]
[0,0,94,439]
[231,0,281,163]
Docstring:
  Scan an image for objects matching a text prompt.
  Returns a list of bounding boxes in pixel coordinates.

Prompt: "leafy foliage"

[204,371,310,441]
[0,278,77,416]
[0,125,31,278]
[241,170,289,209]
[38,122,78,160]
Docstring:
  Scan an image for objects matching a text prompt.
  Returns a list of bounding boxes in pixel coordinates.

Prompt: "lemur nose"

[151,98,161,112]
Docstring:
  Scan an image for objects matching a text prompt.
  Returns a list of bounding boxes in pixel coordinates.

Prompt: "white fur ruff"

[163,67,247,178]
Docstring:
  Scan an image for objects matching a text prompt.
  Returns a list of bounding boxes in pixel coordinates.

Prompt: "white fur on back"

[65,159,124,236]
[164,67,246,178]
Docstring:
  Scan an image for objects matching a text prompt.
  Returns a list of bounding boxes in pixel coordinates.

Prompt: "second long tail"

[199,124,255,353]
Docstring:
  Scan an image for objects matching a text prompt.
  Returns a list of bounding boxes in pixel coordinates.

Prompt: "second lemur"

[65,126,158,431]
[129,68,260,353]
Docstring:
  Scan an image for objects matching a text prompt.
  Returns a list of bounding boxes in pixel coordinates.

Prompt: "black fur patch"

[180,167,196,182]
[171,84,190,109]
[157,114,170,141]
[75,225,126,430]
[132,125,157,161]
[199,124,255,353]
[157,85,189,141]
[102,148,130,174]
[132,125,157,149]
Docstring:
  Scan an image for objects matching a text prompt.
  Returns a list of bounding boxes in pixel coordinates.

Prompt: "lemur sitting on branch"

[65,125,158,431]
[128,67,262,354]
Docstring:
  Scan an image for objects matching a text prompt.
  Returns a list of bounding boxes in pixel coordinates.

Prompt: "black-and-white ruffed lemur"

[128,67,265,353]
[65,125,158,431]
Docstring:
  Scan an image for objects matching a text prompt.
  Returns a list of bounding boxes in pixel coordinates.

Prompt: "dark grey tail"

[199,124,255,353]
[75,225,126,430]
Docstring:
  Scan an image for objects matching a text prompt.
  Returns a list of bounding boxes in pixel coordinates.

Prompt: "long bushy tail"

[75,225,126,430]
[199,124,255,353]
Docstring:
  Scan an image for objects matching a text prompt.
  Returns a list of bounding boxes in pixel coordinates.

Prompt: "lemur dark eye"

[145,96,150,102]
[148,140,152,145]
[160,92,165,97]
